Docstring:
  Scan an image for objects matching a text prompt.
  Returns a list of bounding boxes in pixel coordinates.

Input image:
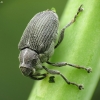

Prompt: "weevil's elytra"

[18,10,59,54]
[18,5,92,90]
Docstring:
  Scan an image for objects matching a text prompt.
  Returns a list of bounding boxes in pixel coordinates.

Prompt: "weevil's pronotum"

[18,5,92,90]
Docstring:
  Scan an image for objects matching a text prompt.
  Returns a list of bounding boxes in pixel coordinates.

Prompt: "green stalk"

[28,0,100,100]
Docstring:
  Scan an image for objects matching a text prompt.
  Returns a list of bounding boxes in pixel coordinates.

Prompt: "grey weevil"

[18,5,92,90]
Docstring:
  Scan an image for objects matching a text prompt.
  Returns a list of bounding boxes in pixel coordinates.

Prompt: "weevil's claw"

[79,4,84,12]
[87,67,92,73]
[78,84,84,90]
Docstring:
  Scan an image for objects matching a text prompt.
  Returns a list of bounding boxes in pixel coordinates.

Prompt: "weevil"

[18,5,92,90]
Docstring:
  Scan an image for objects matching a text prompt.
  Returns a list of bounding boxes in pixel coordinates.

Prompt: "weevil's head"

[19,48,39,77]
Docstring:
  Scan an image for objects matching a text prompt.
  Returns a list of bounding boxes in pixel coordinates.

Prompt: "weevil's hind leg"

[29,73,47,80]
[55,5,83,49]
[47,61,92,73]
[42,66,84,90]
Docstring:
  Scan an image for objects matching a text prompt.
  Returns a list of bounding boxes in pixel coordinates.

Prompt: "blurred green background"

[0,0,100,100]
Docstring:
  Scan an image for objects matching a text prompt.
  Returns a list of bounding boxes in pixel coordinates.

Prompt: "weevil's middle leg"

[42,66,84,90]
[47,61,92,73]
[55,5,83,49]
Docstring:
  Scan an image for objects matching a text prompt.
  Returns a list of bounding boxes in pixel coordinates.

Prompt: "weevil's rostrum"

[18,5,92,90]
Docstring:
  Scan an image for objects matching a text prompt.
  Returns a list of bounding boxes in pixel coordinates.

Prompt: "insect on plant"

[18,5,92,90]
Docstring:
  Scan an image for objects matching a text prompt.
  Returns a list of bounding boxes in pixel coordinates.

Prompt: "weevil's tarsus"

[66,63,92,73]
[49,76,55,83]
[87,67,92,73]
[42,66,84,90]
[78,84,84,90]
[55,5,83,49]
[73,4,83,22]
[47,61,92,73]
[60,73,84,90]
[51,7,56,13]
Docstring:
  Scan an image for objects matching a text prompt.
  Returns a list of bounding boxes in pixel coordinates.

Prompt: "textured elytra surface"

[18,10,59,53]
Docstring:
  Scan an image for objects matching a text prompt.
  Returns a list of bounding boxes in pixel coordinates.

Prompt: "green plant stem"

[28,0,100,100]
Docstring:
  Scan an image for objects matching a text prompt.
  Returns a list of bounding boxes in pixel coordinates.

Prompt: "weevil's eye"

[32,59,37,66]
[20,67,34,76]
[32,59,37,63]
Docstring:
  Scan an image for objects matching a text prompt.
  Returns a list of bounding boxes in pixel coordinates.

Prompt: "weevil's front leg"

[49,76,55,83]
[47,61,92,73]
[42,66,84,90]
[55,5,83,48]
[29,73,47,80]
